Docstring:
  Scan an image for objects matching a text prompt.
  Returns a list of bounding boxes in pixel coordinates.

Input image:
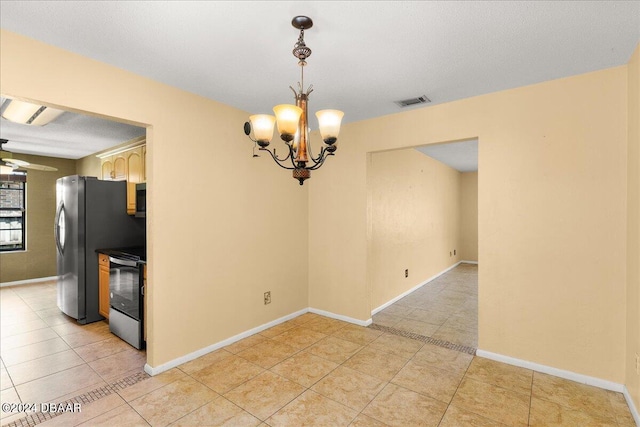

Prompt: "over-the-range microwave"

[135,183,146,218]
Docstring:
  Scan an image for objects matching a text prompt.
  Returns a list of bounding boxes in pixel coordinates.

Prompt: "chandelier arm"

[307,157,327,171]
[287,144,301,169]
[275,145,294,163]
[258,147,296,170]
[308,144,326,164]
[307,151,333,170]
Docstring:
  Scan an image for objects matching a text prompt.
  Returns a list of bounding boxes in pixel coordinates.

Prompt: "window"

[0,171,27,251]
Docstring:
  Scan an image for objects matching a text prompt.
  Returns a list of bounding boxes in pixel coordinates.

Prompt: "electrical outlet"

[264,291,271,305]
[636,353,639,375]
[404,269,408,278]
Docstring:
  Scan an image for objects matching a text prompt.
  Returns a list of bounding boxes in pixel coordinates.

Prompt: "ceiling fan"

[0,138,58,172]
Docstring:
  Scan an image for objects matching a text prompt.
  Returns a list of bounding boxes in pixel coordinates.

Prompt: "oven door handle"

[108,256,139,268]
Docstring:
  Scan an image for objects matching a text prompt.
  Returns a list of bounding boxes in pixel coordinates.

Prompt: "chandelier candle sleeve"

[249,114,276,147]
[243,15,344,185]
[316,110,344,144]
[273,104,302,142]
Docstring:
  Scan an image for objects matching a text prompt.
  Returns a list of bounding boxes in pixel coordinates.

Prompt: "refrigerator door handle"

[54,201,64,255]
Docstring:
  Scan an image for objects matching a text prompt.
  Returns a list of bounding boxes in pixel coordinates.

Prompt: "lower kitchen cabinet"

[98,253,110,319]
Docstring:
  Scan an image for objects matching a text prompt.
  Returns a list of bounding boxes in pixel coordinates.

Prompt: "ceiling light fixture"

[1,99,64,126]
[243,16,344,185]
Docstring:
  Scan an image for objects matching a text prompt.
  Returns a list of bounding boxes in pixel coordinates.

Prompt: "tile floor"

[0,280,146,426]
[372,263,478,349]
[1,271,637,426]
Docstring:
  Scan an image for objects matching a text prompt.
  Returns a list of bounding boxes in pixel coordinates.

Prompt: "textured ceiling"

[0,1,638,163]
[0,97,145,159]
[416,140,478,173]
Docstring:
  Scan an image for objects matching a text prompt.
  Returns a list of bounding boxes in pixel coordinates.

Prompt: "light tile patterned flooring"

[0,268,636,426]
[372,263,478,349]
[0,280,147,426]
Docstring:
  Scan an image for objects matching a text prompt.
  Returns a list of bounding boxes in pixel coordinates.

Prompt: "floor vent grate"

[3,371,149,427]
[368,323,477,355]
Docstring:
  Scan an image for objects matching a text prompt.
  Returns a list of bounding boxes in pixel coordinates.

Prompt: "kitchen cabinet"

[101,153,127,181]
[98,253,110,319]
[97,139,146,215]
[126,147,143,215]
[101,159,113,181]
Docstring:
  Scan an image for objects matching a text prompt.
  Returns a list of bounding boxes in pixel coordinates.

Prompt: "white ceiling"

[416,140,478,173]
[0,97,145,159]
[0,1,638,164]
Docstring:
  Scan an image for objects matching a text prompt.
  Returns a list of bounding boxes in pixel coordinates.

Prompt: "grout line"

[356,337,421,425]
[437,353,475,426]
[367,323,476,356]
[1,370,150,427]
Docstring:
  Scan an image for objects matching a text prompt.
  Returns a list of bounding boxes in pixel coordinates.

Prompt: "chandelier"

[243,16,344,185]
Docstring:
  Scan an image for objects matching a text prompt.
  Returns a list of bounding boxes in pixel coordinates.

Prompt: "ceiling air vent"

[394,95,431,108]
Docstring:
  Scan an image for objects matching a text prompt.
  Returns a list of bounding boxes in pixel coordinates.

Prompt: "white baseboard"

[0,276,57,288]
[144,308,308,376]
[623,385,640,426]
[143,261,474,377]
[144,306,372,376]
[476,349,624,393]
[371,261,464,315]
[308,307,372,327]
[461,260,478,265]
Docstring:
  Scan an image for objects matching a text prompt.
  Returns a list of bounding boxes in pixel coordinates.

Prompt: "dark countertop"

[96,246,146,263]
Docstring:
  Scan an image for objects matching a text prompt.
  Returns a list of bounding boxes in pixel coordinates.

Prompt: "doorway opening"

[367,138,478,351]
[0,96,151,421]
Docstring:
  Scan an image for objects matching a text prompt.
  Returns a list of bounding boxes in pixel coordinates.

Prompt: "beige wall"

[0,155,76,282]
[368,149,461,310]
[0,30,309,367]
[460,172,478,262]
[75,153,101,178]
[310,66,628,383]
[1,29,635,391]
[626,45,640,410]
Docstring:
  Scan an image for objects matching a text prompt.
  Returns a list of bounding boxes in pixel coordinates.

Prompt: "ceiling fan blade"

[2,157,29,167]
[1,142,58,171]
[18,163,58,172]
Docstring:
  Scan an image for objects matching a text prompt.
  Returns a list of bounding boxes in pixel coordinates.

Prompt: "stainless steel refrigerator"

[55,176,145,324]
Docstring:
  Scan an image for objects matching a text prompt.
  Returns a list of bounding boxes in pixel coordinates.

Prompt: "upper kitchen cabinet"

[125,147,143,214]
[97,137,146,215]
[101,153,127,181]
